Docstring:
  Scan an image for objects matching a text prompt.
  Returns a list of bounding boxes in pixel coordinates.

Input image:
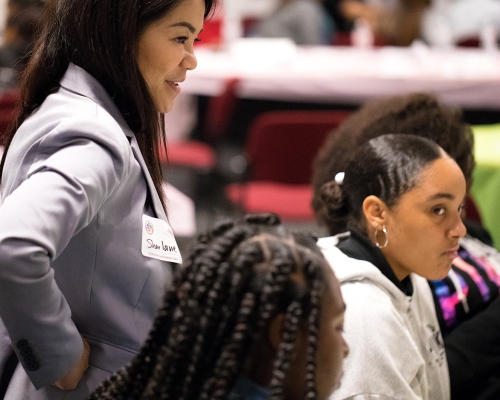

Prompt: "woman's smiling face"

[380,155,467,281]
[136,0,205,113]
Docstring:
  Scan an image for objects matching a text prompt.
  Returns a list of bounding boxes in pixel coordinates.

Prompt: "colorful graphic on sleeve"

[430,248,500,332]
[469,254,500,288]
[453,257,491,301]
[430,272,468,330]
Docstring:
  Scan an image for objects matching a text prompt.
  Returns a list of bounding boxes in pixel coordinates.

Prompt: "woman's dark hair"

[318,134,444,234]
[88,213,327,400]
[0,0,217,210]
[312,92,475,234]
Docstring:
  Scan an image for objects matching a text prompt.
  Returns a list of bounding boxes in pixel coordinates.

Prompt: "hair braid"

[88,214,328,400]
[269,301,303,399]
[302,256,324,399]
[198,240,274,399]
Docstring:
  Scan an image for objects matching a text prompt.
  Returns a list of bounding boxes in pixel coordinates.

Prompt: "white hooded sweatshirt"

[318,235,450,400]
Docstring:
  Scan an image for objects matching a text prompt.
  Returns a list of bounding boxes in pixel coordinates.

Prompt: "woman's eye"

[458,203,465,213]
[433,207,445,216]
[194,37,201,43]
[175,36,188,44]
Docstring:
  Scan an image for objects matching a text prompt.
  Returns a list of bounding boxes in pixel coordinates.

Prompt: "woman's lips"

[443,246,459,259]
[166,81,180,95]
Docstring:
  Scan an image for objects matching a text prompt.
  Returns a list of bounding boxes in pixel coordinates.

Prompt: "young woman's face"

[136,0,205,113]
[285,265,348,400]
[380,156,467,281]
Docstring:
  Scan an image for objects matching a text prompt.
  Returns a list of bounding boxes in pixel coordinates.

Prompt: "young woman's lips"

[166,81,181,95]
[443,247,459,259]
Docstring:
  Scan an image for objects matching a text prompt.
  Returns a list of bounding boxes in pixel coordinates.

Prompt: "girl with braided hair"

[316,134,466,400]
[88,213,348,400]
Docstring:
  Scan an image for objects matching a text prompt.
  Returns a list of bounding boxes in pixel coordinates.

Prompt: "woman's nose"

[450,213,467,239]
[181,50,197,71]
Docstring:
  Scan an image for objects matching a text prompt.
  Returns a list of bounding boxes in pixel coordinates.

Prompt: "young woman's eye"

[194,37,201,43]
[433,207,445,216]
[458,203,465,213]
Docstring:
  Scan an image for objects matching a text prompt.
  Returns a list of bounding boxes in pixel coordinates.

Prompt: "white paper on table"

[163,182,197,237]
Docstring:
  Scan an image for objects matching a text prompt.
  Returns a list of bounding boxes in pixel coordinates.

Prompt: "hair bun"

[319,180,349,219]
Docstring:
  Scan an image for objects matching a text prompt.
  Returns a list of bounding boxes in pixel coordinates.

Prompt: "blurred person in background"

[324,0,431,46]
[422,0,500,48]
[0,0,43,92]
[253,0,336,45]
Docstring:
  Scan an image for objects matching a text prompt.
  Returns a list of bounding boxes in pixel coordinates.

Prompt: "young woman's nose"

[450,212,467,239]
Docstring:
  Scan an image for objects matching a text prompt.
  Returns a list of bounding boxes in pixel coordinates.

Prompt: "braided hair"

[88,213,327,400]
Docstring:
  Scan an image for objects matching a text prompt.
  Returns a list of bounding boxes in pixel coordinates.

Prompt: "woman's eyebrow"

[426,193,455,201]
[169,21,196,33]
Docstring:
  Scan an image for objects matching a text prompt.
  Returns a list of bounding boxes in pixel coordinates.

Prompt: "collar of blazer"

[59,63,168,223]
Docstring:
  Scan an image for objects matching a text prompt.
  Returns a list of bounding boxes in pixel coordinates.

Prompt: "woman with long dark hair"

[0,0,216,398]
[88,213,348,400]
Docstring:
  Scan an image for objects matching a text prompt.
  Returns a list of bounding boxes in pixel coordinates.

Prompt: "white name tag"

[141,215,182,264]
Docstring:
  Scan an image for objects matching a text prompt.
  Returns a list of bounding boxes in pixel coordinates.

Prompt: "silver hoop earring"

[374,226,388,249]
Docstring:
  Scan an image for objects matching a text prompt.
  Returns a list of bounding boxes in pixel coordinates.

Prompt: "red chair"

[159,140,216,172]
[159,139,217,205]
[456,36,480,47]
[226,110,351,221]
[196,18,222,47]
[0,89,20,145]
[0,88,20,109]
[204,78,240,143]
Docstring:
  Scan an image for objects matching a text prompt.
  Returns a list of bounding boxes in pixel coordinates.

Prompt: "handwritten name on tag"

[141,215,182,264]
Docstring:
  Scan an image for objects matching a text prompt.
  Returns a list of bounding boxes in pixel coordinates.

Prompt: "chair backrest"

[0,89,20,145]
[204,78,240,142]
[246,110,351,184]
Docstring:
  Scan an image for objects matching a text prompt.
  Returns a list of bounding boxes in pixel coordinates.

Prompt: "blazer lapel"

[60,63,168,223]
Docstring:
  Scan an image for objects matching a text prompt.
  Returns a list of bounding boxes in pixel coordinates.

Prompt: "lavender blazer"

[0,64,173,399]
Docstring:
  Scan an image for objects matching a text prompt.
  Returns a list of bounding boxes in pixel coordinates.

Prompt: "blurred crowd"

[251,0,500,47]
[0,0,43,93]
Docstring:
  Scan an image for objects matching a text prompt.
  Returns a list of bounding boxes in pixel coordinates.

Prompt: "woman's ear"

[268,313,286,350]
[362,195,388,230]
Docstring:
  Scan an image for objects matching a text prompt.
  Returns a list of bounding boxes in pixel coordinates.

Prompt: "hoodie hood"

[317,234,414,305]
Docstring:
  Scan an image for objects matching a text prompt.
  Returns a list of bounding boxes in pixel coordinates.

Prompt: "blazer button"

[16,339,29,350]
[25,361,40,371]
[21,347,33,357]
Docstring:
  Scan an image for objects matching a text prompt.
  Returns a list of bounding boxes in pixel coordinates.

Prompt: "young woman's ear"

[268,313,286,350]
[362,195,388,231]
